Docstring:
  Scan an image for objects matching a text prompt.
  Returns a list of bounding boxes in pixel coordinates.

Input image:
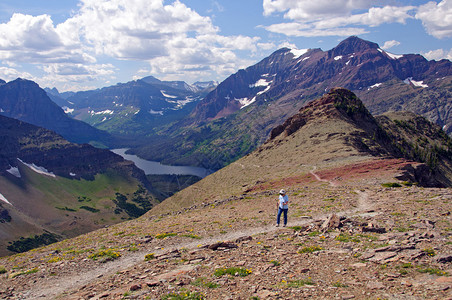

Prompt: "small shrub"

[381,182,402,188]
[334,233,360,243]
[79,206,100,213]
[286,278,314,287]
[181,234,201,239]
[298,245,322,253]
[47,256,63,263]
[307,231,320,237]
[289,226,304,231]
[0,266,7,274]
[270,260,280,266]
[88,249,121,261]
[417,266,448,276]
[161,291,205,300]
[396,227,409,232]
[155,233,177,239]
[9,267,39,278]
[191,277,219,288]
[214,267,252,277]
[144,253,155,261]
[422,248,436,256]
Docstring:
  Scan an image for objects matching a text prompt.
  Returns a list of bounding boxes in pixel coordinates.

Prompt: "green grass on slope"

[20,165,138,209]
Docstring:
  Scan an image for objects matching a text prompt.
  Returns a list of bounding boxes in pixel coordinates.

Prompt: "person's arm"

[283,195,288,205]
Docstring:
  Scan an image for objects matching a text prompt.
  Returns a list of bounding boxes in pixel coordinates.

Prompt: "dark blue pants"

[277,208,288,225]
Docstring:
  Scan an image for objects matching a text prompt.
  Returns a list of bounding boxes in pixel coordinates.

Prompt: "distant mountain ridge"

[49,76,218,137]
[192,36,451,125]
[0,78,112,146]
[134,36,452,170]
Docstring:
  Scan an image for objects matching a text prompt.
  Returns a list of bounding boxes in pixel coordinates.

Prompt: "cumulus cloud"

[0,0,264,90]
[0,13,90,64]
[416,0,452,39]
[422,48,452,61]
[262,0,415,37]
[381,40,400,50]
[0,66,35,82]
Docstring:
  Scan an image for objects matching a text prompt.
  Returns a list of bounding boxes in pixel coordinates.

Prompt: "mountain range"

[129,36,452,170]
[46,76,217,138]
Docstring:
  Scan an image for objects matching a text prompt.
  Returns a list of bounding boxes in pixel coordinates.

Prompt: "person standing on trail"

[276,189,288,227]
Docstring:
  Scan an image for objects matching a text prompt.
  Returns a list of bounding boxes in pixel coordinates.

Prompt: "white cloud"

[422,48,452,61]
[265,22,368,37]
[381,40,400,50]
[0,67,35,82]
[416,0,452,39]
[0,13,89,64]
[0,0,264,90]
[262,0,415,37]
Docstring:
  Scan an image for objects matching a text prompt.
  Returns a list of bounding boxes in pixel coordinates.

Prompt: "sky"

[0,0,450,92]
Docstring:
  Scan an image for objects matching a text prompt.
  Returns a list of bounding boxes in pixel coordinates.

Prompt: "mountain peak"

[331,36,379,56]
[140,75,162,84]
[268,88,375,141]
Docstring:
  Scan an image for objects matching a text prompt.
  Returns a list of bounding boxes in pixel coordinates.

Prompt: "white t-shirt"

[279,194,288,209]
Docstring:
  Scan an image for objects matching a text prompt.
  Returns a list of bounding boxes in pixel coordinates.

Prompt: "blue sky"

[0,0,450,92]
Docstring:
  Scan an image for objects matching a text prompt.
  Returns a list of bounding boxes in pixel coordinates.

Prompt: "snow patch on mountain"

[161,90,177,98]
[18,158,56,177]
[334,55,343,61]
[368,83,383,90]
[403,77,428,88]
[290,48,309,59]
[63,106,74,114]
[149,109,163,115]
[6,166,21,178]
[70,173,76,177]
[0,108,4,112]
[250,79,270,88]
[90,110,114,115]
[0,192,11,205]
[237,97,256,109]
[378,48,403,60]
[257,85,271,96]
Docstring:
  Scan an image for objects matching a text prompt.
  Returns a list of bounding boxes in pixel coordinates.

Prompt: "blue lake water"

[111,148,212,178]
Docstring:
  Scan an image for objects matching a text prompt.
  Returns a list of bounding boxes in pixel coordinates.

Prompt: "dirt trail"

[23,167,376,299]
[309,166,339,187]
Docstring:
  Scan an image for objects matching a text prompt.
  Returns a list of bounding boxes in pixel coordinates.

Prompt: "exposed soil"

[0,160,451,299]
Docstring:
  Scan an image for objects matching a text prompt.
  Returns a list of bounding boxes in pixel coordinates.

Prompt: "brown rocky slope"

[0,89,450,299]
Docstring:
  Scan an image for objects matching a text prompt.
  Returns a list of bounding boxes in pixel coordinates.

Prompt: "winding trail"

[23,167,376,299]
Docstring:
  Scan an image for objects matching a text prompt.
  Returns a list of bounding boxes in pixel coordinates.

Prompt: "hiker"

[276,189,288,227]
